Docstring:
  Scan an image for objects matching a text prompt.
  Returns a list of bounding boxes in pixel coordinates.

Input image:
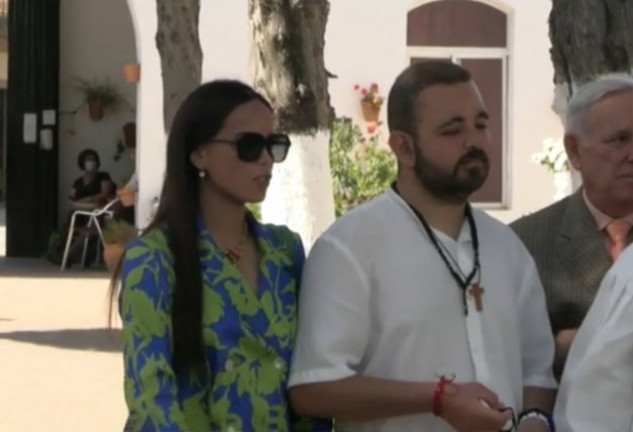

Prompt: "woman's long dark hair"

[109,80,272,372]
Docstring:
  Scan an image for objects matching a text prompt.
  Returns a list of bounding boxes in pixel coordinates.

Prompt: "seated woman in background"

[56,148,115,266]
[69,148,114,208]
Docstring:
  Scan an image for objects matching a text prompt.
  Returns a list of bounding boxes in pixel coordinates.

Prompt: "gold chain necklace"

[222,220,248,263]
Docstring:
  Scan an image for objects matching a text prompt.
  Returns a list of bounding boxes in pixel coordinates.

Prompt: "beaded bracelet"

[432,375,456,416]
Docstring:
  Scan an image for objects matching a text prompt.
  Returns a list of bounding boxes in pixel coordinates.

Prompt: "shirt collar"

[387,186,473,244]
[583,190,633,230]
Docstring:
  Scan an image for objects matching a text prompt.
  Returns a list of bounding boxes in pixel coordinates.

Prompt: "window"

[407,0,510,206]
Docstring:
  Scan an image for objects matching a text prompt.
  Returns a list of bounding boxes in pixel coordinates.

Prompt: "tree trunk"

[248,0,336,248]
[549,0,633,189]
[549,0,633,116]
[155,0,203,131]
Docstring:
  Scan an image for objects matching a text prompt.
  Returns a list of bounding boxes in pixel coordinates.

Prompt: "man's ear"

[564,134,582,171]
[388,132,416,168]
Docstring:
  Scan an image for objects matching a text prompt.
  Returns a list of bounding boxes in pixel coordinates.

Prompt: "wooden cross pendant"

[469,284,484,312]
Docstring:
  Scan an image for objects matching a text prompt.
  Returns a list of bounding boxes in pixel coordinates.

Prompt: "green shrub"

[329,117,396,217]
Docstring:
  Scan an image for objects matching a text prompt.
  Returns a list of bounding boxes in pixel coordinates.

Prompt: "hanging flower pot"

[355,82,384,123]
[102,220,138,272]
[103,243,125,272]
[123,63,140,84]
[361,101,381,123]
[73,77,124,122]
[88,100,104,121]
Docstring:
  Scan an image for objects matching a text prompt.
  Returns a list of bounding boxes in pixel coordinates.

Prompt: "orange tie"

[605,219,631,261]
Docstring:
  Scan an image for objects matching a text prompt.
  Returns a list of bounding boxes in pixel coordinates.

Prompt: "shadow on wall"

[0,328,122,353]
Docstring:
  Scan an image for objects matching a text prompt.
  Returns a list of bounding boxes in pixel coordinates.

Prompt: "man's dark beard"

[413,146,490,204]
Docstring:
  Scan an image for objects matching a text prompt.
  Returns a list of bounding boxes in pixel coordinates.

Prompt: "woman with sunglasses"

[109,80,331,432]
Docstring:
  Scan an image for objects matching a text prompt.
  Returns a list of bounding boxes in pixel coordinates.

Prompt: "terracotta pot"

[361,101,381,122]
[88,101,104,121]
[103,243,124,272]
[123,63,140,83]
[117,187,135,207]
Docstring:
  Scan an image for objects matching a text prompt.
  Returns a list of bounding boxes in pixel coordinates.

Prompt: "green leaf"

[123,289,170,338]
[125,245,148,260]
[124,266,145,289]
[250,394,272,431]
[257,364,283,395]
[226,281,259,316]
[204,287,225,324]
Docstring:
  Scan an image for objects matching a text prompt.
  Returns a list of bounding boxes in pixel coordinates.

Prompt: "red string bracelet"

[432,374,456,417]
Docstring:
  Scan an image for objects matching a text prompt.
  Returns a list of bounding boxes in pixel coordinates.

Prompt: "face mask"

[84,160,97,172]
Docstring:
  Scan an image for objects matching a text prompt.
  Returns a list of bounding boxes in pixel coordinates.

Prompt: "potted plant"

[354,83,384,122]
[102,219,137,271]
[329,117,396,217]
[116,185,136,207]
[116,175,136,207]
[73,77,124,121]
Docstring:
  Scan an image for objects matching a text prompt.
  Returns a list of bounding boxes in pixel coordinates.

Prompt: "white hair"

[565,74,633,137]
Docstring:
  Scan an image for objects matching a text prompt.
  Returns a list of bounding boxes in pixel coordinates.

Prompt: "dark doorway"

[6,0,60,257]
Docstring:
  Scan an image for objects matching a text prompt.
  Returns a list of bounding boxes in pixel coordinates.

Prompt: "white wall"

[125,0,163,228]
[128,0,563,230]
[486,0,564,222]
[200,1,250,82]
[126,0,253,227]
[58,0,137,221]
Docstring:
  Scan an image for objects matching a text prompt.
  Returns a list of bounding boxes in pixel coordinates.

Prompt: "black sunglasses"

[210,132,291,163]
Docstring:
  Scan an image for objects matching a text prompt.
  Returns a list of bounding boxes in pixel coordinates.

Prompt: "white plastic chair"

[60,198,119,271]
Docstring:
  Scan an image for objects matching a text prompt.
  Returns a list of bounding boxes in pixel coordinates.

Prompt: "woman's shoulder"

[258,222,301,247]
[256,222,304,268]
[124,226,172,262]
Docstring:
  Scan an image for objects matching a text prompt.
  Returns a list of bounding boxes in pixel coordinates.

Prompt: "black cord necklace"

[394,185,481,315]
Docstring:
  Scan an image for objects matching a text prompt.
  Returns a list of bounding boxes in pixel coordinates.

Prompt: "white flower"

[532,137,570,173]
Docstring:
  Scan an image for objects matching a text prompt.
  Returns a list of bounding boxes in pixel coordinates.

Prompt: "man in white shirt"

[288,61,557,432]
[555,243,633,431]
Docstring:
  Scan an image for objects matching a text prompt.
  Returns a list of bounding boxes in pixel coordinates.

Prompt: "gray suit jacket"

[510,190,632,334]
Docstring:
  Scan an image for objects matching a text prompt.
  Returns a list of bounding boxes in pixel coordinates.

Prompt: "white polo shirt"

[555,244,633,432]
[289,188,556,432]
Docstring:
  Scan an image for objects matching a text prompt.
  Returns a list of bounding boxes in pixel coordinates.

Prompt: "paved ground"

[0,258,127,431]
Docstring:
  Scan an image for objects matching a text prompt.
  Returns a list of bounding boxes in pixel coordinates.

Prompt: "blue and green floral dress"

[119,216,331,432]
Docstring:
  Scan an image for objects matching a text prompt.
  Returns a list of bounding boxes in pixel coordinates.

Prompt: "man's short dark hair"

[387,61,472,135]
[77,148,101,170]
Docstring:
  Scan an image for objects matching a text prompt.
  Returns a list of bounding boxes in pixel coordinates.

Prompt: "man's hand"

[517,417,550,432]
[441,382,512,432]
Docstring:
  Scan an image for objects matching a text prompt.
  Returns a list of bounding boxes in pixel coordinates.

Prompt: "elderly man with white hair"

[551,76,633,432]
[511,76,633,382]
